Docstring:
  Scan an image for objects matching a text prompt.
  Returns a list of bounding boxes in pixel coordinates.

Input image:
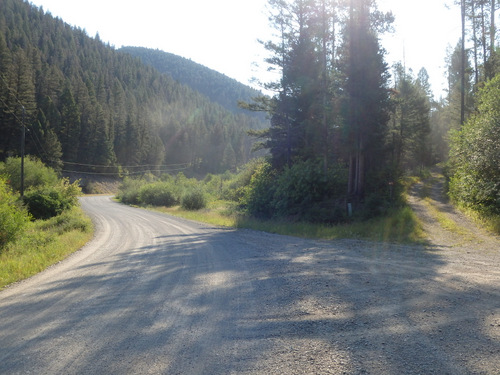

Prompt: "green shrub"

[118,177,145,205]
[222,158,265,202]
[181,189,207,210]
[273,160,347,218]
[0,156,58,192]
[0,178,30,249]
[23,179,81,220]
[242,160,348,222]
[38,206,92,235]
[241,161,277,218]
[448,75,500,214]
[138,182,178,207]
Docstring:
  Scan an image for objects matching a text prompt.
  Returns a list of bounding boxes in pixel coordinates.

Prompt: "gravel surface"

[0,188,499,374]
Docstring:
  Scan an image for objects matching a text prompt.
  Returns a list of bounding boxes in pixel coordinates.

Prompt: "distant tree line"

[0,0,268,177]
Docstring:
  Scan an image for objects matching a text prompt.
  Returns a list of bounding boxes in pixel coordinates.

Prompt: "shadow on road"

[1,200,500,374]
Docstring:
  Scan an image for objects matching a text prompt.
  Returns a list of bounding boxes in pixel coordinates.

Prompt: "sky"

[28,0,463,98]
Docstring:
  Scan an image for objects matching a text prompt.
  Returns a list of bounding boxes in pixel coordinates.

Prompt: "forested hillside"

[120,46,265,119]
[0,0,268,176]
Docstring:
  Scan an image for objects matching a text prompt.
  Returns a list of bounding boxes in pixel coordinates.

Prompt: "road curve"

[1,196,500,374]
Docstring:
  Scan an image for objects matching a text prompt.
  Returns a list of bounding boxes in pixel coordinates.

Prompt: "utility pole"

[20,105,25,198]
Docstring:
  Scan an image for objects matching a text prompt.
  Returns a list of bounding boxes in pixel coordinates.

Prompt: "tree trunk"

[481,3,487,69]
[491,0,496,58]
[321,0,329,174]
[357,137,365,198]
[348,152,355,196]
[472,1,479,86]
[461,0,466,125]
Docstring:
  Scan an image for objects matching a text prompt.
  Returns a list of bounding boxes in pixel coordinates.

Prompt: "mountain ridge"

[119,46,266,119]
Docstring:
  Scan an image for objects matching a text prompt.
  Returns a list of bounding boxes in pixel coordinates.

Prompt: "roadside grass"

[153,201,425,244]
[240,206,425,244]
[422,197,470,236]
[456,206,500,236]
[0,206,93,290]
[156,200,238,227]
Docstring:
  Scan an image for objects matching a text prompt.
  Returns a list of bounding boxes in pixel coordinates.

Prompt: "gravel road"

[1,195,499,374]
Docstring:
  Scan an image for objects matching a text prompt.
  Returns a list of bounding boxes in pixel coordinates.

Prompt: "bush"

[273,160,347,218]
[241,161,277,218]
[118,173,202,207]
[38,206,92,235]
[242,160,348,222]
[181,190,207,210]
[0,156,58,192]
[222,158,266,202]
[117,177,144,205]
[448,75,500,214]
[23,179,81,220]
[138,182,178,207]
[0,178,30,249]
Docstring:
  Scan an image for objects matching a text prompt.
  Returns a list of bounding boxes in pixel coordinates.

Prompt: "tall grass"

[155,203,425,244]
[0,206,92,289]
[233,206,425,243]
[455,205,500,236]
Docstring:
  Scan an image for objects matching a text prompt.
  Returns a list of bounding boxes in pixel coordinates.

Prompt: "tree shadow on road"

[1,216,500,374]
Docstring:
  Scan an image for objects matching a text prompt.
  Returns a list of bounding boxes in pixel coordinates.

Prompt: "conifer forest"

[0,0,267,177]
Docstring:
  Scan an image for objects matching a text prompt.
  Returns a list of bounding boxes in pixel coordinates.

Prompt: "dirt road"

[1,195,499,374]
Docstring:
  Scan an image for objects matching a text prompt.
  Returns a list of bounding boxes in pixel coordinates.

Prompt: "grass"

[152,200,426,244]
[422,197,469,236]
[0,206,93,290]
[158,200,238,227]
[456,205,500,236]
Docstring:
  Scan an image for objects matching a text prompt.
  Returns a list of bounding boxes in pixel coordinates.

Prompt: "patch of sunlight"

[422,198,470,237]
[194,271,238,289]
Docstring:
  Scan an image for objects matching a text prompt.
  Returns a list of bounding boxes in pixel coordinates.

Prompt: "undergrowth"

[154,203,425,244]
[120,160,425,245]
[0,206,92,289]
[455,205,500,236]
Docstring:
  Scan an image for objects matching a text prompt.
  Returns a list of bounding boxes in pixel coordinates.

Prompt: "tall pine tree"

[341,0,391,200]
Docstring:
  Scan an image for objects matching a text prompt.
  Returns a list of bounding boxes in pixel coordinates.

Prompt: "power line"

[0,97,23,124]
[0,74,28,113]
[61,160,191,169]
[1,92,56,163]
[61,165,192,176]
[2,73,194,176]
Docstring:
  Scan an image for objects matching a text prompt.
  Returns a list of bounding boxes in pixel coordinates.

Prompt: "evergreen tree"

[58,86,80,161]
[445,42,474,130]
[341,0,391,200]
[448,74,500,214]
[34,108,63,171]
[251,0,341,170]
[0,34,13,157]
[390,64,431,172]
[243,0,394,219]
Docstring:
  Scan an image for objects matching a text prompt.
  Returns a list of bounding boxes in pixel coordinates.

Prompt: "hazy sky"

[29,0,463,97]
